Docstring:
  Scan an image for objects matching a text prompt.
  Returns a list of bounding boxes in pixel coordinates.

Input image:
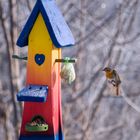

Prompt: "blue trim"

[19,130,64,140]
[35,54,45,66]
[17,1,39,47]
[39,1,61,48]
[17,85,48,102]
[17,0,75,48]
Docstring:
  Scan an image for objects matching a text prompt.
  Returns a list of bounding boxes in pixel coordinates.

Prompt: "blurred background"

[1,0,140,140]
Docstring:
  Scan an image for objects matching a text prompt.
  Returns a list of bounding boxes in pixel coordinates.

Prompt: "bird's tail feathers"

[116,85,119,96]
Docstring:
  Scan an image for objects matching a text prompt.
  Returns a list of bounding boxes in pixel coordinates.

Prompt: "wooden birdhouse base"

[17,85,48,102]
[19,131,64,140]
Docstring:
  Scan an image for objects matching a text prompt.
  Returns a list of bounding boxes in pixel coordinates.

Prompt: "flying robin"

[103,67,121,96]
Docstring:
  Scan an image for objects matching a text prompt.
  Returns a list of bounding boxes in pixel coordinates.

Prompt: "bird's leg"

[110,80,116,86]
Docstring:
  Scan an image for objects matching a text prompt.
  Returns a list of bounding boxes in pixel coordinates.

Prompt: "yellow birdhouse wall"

[26,13,61,87]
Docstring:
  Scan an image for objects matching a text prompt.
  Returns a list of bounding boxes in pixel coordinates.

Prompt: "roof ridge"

[16,0,75,48]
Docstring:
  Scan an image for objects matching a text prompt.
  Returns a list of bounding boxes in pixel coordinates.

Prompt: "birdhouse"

[16,0,75,140]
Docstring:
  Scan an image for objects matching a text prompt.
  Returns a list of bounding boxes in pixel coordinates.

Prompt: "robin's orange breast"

[106,71,113,79]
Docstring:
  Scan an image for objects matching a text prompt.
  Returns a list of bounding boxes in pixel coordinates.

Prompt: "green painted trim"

[25,123,48,132]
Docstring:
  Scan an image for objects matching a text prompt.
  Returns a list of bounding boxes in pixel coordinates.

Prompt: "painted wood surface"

[17,85,48,102]
[19,14,63,139]
[16,0,75,48]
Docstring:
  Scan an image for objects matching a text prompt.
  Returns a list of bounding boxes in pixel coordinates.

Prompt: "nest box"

[16,0,75,139]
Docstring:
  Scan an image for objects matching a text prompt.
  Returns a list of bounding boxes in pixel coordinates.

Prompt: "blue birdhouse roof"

[17,0,75,48]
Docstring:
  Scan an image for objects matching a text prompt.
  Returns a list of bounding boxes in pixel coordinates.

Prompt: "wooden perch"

[12,55,28,61]
[55,58,77,63]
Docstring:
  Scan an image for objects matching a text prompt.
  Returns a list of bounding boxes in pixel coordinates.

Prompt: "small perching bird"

[103,67,121,96]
